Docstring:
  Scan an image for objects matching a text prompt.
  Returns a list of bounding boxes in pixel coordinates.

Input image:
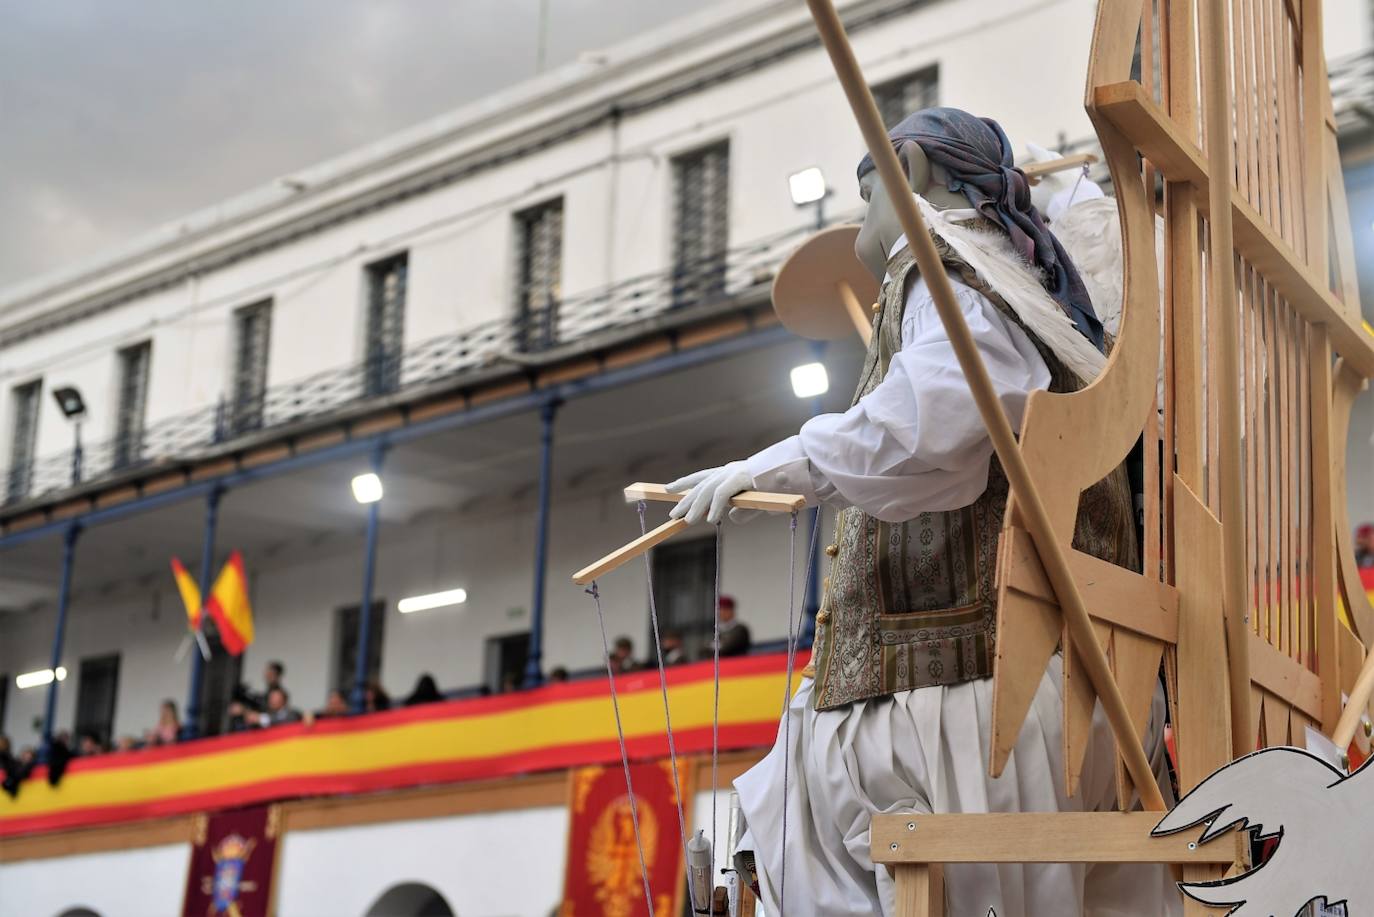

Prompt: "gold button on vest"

[815,609,831,625]
[870,301,880,316]
[824,543,839,557]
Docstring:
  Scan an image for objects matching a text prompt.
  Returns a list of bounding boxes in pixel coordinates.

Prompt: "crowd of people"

[2,597,756,790]
[606,595,752,673]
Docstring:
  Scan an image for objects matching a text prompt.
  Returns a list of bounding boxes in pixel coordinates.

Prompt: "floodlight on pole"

[790,362,830,399]
[788,167,827,205]
[351,472,383,504]
[52,386,86,484]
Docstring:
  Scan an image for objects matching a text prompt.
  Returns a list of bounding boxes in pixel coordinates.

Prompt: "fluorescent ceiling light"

[16,667,66,690]
[351,472,383,504]
[398,588,468,614]
[788,167,827,205]
[790,362,830,399]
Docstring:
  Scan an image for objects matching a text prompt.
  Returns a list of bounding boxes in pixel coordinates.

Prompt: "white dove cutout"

[1153,746,1374,916]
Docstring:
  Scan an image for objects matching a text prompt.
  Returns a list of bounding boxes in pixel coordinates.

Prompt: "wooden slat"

[624,483,806,513]
[871,813,1245,865]
[1250,632,1323,721]
[1279,302,1296,658]
[891,864,943,917]
[1175,478,1233,790]
[0,816,196,863]
[1264,285,1281,649]
[1298,0,1325,270]
[1309,327,1341,730]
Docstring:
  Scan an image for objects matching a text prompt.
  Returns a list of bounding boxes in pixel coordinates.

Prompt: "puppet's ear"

[895,140,931,194]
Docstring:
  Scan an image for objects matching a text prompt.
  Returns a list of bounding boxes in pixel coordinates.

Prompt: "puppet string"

[779,508,821,916]
[711,521,723,889]
[638,500,700,914]
[587,581,655,916]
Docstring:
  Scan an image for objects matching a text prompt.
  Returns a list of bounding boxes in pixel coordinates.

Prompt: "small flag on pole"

[170,557,203,629]
[206,550,255,656]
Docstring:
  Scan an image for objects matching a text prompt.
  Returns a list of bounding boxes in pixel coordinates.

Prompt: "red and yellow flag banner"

[206,551,254,655]
[561,760,691,917]
[0,653,799,838]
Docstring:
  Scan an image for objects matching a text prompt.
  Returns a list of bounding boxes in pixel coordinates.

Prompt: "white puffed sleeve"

[746,270,1050,522]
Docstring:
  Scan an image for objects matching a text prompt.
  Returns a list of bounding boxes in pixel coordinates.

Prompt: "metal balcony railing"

[1,218,837,507]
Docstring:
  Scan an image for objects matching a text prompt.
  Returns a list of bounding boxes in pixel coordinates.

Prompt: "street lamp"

[52,386,86,485]
[788,166,829,229]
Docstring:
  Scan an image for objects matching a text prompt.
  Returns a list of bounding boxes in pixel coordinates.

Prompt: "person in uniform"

[667,108,1176,917]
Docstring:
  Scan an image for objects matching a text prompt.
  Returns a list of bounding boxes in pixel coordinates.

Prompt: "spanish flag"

[206,551,255,656]
[170,557,203,630]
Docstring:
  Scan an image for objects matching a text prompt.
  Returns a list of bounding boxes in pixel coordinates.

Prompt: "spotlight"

[52,387,85,420]
[790,362,830,399]
[351,472,383,504]
[788,167,827,206]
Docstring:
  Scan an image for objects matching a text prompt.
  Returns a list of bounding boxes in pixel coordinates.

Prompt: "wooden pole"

[1200,0,1255,756]
[803,0,1165,811]
[836,280,875,345]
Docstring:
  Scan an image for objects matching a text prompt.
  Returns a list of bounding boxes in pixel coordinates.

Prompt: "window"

[229,300,272,435]
[650,536,718,660]
[113,341,151,469]
[7,380,41,501]
[872,65,939,129]
[513,198,563,352]
[671,140,730,306]
[364,253,408,396]
[74,653,120,748]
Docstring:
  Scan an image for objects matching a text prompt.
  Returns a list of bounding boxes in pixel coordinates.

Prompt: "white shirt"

[745,237,1051,522]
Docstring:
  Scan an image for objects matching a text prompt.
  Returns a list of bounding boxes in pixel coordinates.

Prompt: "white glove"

[666,462,761,525]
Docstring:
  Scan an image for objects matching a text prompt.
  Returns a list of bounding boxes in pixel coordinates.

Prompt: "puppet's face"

[854,141,964,282]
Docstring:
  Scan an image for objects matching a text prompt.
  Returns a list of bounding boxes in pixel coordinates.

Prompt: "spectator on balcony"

[254,687,302,726]
[715,595,751,657]
[227,660,287,728]
[77,731,106,757]
[548,666,570,683]
[405,673,444,706]
[661,631,689,666]
[115,735,138,753]
[1357,523,1374,569]
[609,636,639,674]
[303,689,349,728]
[364,681,392,712]
[151,699,181,745]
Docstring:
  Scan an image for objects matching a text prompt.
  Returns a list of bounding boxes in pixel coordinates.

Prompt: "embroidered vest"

[807,237,1138,711]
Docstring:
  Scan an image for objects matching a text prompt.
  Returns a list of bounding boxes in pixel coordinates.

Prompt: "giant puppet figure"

[667,108,1177,916]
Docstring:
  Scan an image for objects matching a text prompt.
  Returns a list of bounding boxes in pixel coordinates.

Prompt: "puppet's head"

[854,106,1105,350]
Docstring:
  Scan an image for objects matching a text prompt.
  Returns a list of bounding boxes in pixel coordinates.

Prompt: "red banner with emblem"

[561,760,691,916]
[182,804,281,917]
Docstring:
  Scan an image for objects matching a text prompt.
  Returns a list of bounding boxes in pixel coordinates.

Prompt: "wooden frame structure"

[572,0,1373,912]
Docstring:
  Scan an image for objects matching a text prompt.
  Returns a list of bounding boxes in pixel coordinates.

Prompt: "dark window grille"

[6,380,41,501]
[649,536,718,661]
[513,199,563,352]
[113,341,151,469]
[230,300,272,435]
[872,65,940,129]
[364,253,408,396]
[671,141,730,307]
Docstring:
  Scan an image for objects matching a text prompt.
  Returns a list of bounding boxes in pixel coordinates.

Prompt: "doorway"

[483,631,530,693]
[74,654,120,746]
[650,536,717,661]
[334,600,386,695]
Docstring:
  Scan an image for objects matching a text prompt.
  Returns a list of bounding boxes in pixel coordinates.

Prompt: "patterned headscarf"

[857,107,1105,351]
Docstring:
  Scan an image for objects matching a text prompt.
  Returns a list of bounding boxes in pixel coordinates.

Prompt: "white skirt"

[733,655,1180,917]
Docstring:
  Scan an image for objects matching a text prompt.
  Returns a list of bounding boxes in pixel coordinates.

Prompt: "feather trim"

[917,196,1107,383]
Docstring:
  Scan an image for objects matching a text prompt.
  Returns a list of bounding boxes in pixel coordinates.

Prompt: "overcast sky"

[0,0,690,289]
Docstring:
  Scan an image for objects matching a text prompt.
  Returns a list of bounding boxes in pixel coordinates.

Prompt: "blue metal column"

[183,485,223,739]
[524,399,560,687]
[351,443,387,712]
[40,522,82,759]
